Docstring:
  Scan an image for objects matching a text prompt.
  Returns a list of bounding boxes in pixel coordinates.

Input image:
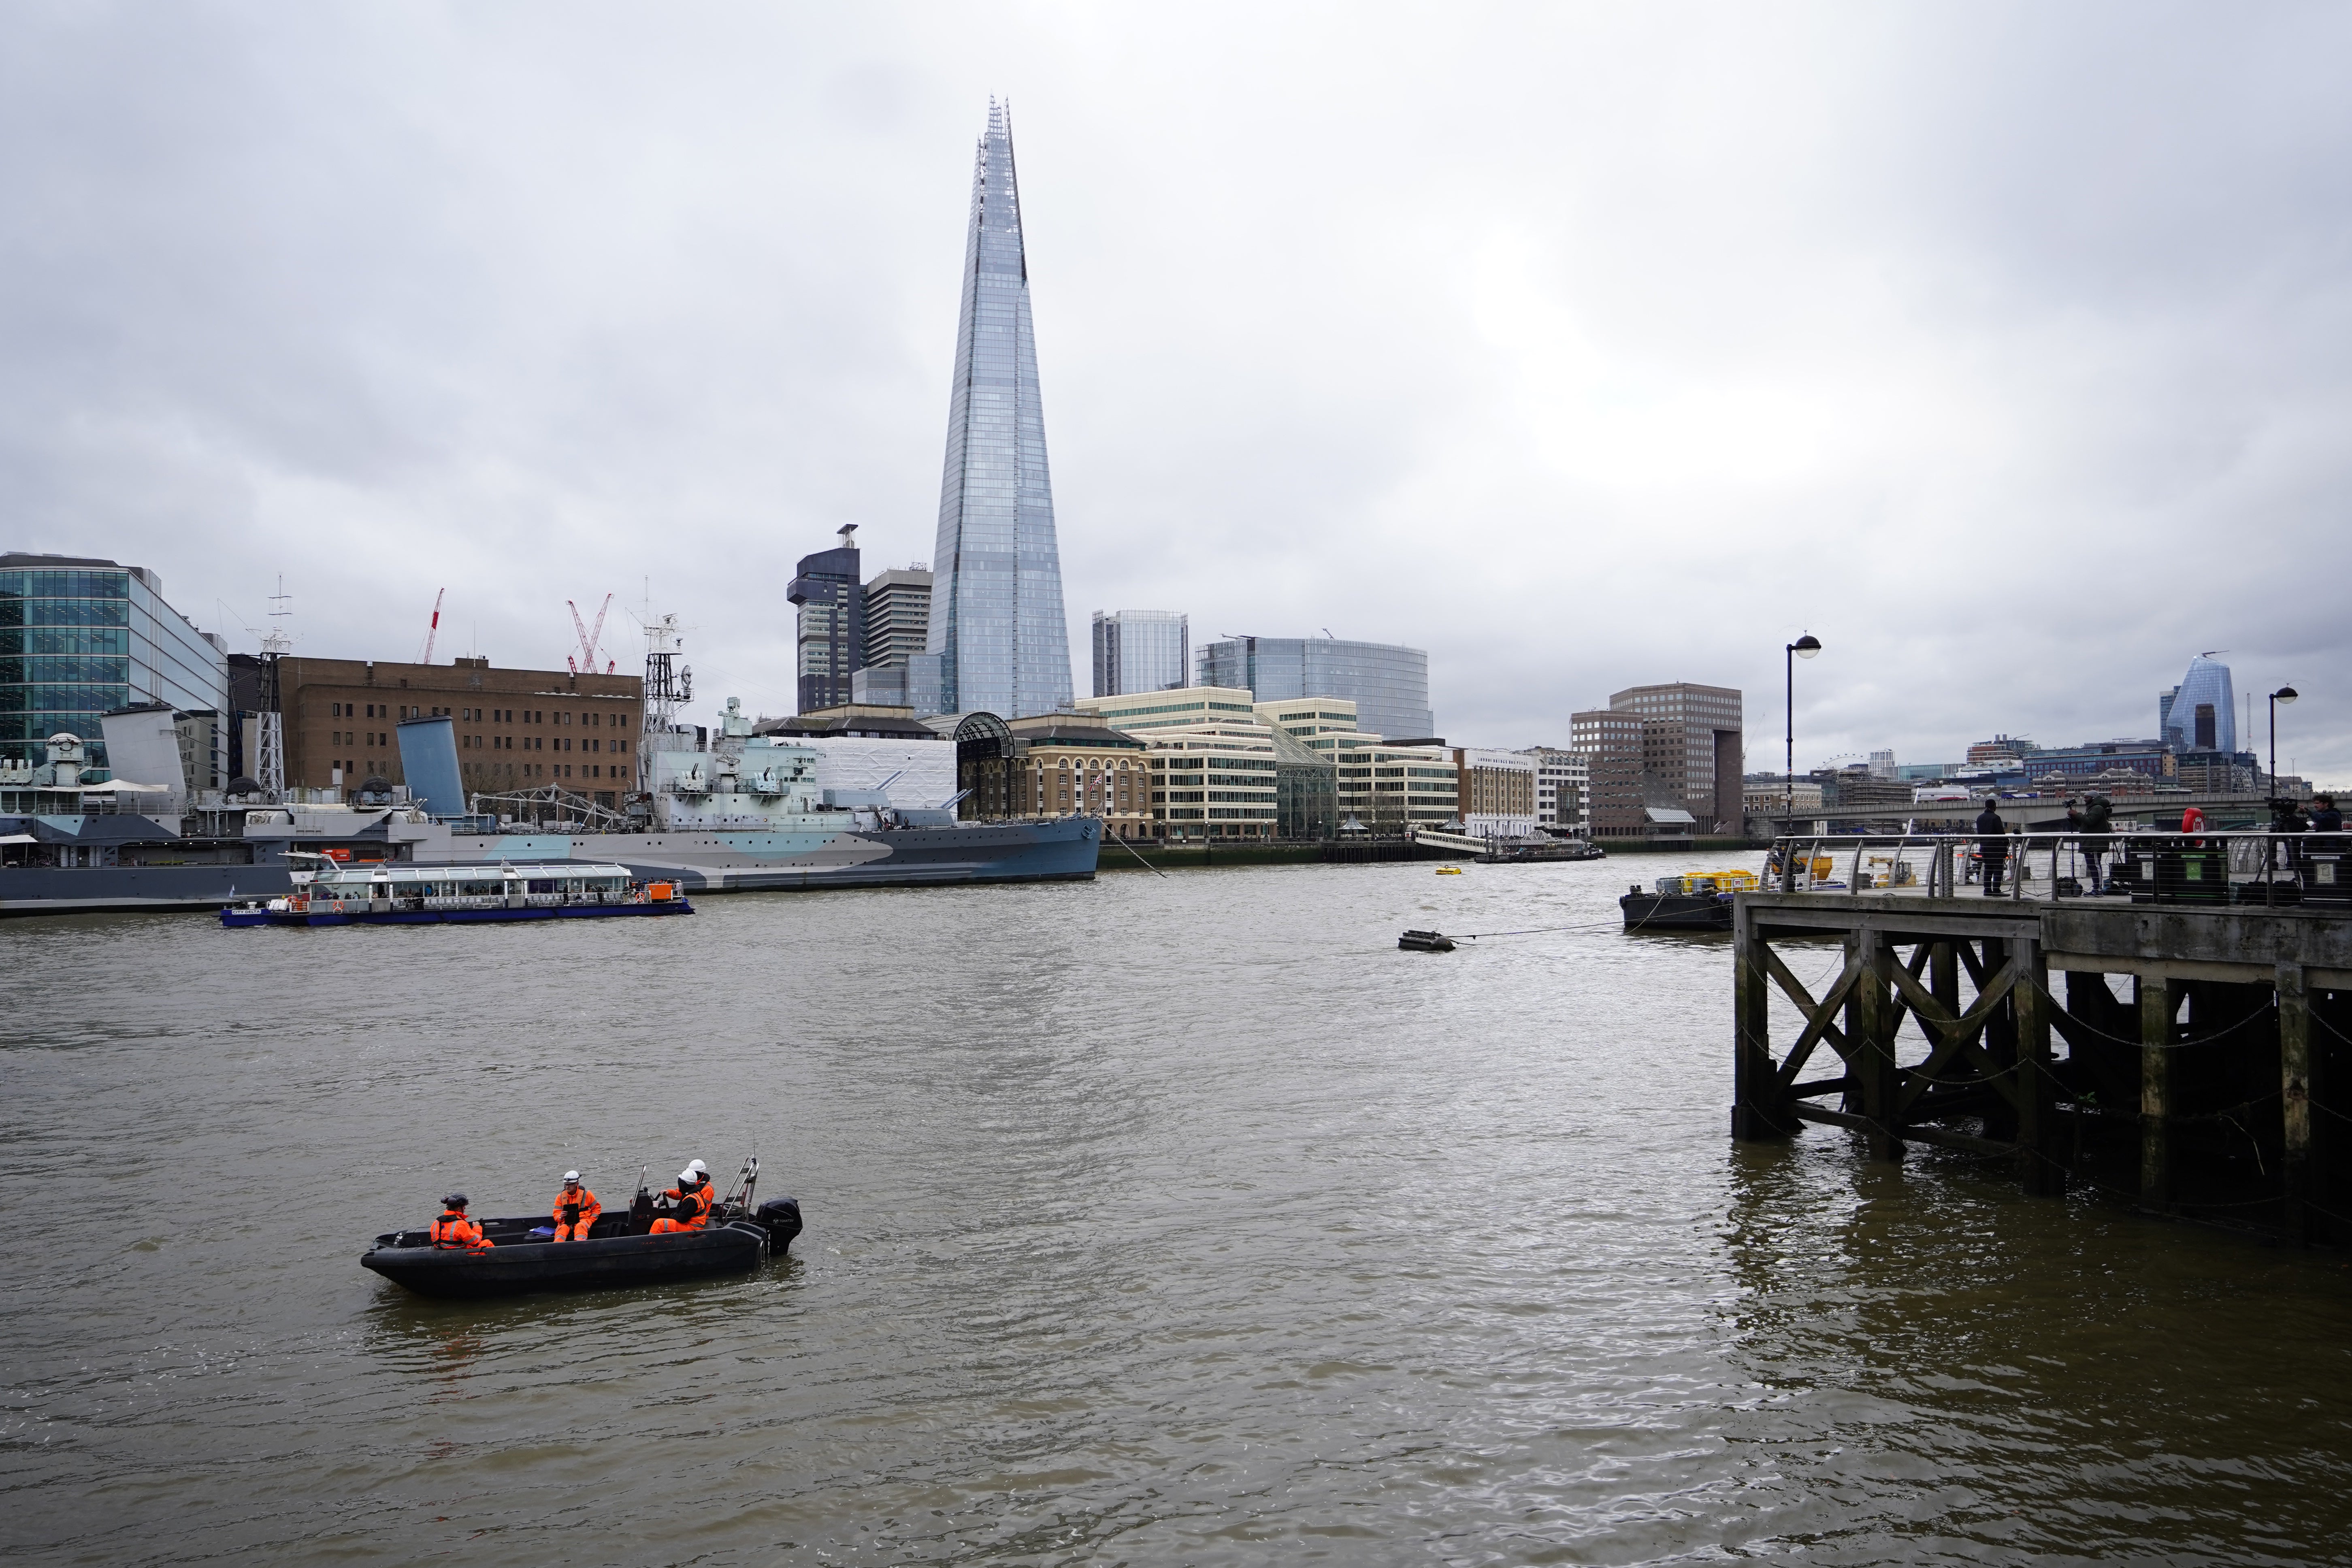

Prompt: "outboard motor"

[755,1197,802,1253]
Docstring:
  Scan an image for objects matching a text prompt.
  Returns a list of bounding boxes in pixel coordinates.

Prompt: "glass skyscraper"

[1,552,228,776]
[2160,654,2236,754]
[1091,610,1188,697]
[1195,636,1434,742]
[925,101,1073,719]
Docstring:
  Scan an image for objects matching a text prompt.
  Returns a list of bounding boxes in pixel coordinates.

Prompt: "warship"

[0,698,1097,917]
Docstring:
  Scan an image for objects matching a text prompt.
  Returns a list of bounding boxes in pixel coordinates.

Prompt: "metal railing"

[1765,831,2352,907]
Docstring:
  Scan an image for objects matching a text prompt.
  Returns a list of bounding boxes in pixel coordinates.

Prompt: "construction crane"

[567,594,616,675]
[417,588,446,665]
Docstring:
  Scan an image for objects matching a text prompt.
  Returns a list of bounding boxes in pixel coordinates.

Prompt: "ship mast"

[638,611,691,792]
[256,576,292,800]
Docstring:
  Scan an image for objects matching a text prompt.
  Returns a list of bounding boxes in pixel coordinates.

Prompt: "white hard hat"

[687,1159,708,1175]
[563,1170,580,1182]
[679,1168,697,1184]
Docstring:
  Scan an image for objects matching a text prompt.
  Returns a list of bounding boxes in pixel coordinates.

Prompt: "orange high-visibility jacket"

[657,1182,710,1231]
[430,1210,491,1250]
[552,1184,601,1231]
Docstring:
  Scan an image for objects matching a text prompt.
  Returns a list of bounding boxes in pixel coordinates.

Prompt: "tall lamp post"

[2269,684,2299,794]
[1786,633,1822,827]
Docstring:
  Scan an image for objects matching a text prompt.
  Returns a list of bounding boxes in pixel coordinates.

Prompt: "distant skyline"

[2,6,2346,778]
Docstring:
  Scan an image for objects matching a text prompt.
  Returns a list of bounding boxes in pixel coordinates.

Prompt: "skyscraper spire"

[924,100,1072,718]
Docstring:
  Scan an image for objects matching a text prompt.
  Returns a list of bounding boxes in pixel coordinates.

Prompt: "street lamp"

[1786,633,1822,826]
[2269,684,2299,793]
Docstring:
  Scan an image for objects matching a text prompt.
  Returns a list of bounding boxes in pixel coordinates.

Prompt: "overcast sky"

[6,3,2348,778]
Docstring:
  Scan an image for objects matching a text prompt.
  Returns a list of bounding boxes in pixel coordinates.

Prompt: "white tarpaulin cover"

[799,739,957,810]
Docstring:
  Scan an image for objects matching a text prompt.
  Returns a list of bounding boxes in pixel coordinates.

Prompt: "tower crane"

[567,594,616,675]
[417,588,446,665]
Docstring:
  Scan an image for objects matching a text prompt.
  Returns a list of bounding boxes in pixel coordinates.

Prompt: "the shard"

[922,101,1072,719]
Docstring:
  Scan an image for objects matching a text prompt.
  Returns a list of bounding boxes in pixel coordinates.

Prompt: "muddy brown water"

[3,855,2349,1564]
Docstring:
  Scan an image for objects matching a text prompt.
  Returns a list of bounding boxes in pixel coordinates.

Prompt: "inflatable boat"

[363,1178,802,1299]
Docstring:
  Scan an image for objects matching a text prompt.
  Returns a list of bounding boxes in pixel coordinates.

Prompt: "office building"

[2161,654,2238,755]
[1455,748,1537,837]
[1617,682,1743,831]
[1193,635,1432,742]
[1520,746,1589,835]
[788,526,865,715]
[923,102,1074,719]
[0,553,228,777]
[279,656,641,809]
[852,565,936,712]
[1091,610,1188,697]
[1571,681,1743,839]
[2018,739,2175,785]
[863,567,933,671]
[1074,686,1264,732]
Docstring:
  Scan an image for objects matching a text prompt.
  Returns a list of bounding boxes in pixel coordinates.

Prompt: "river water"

[4,854,2349,1565]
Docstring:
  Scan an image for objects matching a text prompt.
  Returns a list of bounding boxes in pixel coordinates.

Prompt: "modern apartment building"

[0,553,228,775]
[923,102,1074,719]
[788,527,865,714]
[1194,635,1433,744]
[1455,748,1537,837]
[1091,610,1188,698]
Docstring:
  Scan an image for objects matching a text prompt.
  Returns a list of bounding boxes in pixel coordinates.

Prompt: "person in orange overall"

[552,1171,601,1242]
[430,1193,492,1251]
[649,1166,711,1234]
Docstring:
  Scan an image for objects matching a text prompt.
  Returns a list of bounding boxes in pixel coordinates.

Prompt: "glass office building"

[1091,610,1188,697]
[0,553,228,775]
[926,102,1073,719]
[2160,654,2236,755]
[1195,636,1433,742]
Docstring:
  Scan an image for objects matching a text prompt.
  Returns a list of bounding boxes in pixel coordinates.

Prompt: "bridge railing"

[1763,830,2351,906]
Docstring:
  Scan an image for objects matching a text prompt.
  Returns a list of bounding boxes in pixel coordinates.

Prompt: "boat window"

[528,879,554,894]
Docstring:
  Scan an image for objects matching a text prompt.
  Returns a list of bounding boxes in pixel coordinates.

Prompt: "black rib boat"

[363,1195,803,1299]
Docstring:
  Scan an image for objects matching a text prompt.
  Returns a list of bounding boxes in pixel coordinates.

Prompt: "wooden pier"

[1733,876,2352,1242]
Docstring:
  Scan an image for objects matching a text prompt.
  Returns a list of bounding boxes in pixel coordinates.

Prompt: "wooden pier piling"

[1732,875,2352,1244]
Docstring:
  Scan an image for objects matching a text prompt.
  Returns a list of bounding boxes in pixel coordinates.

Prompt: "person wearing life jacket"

[430,1193,492,1251]
[552,1171,601,1242]
[650,1166,712,1234]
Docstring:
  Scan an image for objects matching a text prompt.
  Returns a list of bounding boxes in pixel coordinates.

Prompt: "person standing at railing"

[1976,797,2009,896]
[2313,794,2342,833]
[2271,796,2311,880]
[2071,793,2114,895]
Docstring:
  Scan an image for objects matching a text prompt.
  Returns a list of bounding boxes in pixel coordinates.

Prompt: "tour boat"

[221,856,691,926]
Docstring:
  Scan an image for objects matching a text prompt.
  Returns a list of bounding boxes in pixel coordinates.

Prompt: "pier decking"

[1733,835,2352,1243]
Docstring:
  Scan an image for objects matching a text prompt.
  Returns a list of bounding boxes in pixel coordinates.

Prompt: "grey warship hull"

[0,818,1099,917]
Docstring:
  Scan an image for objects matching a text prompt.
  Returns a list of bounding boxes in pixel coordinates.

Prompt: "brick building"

[280,655,642,807]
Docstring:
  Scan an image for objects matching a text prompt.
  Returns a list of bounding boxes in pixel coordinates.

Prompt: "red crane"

[567,594,616,675]
[417,588,445,665]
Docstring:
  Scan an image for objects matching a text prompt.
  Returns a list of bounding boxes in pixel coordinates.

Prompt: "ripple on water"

[2,856,2350,1564]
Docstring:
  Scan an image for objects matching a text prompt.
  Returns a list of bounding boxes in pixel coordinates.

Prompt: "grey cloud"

[3,2,2347,775]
